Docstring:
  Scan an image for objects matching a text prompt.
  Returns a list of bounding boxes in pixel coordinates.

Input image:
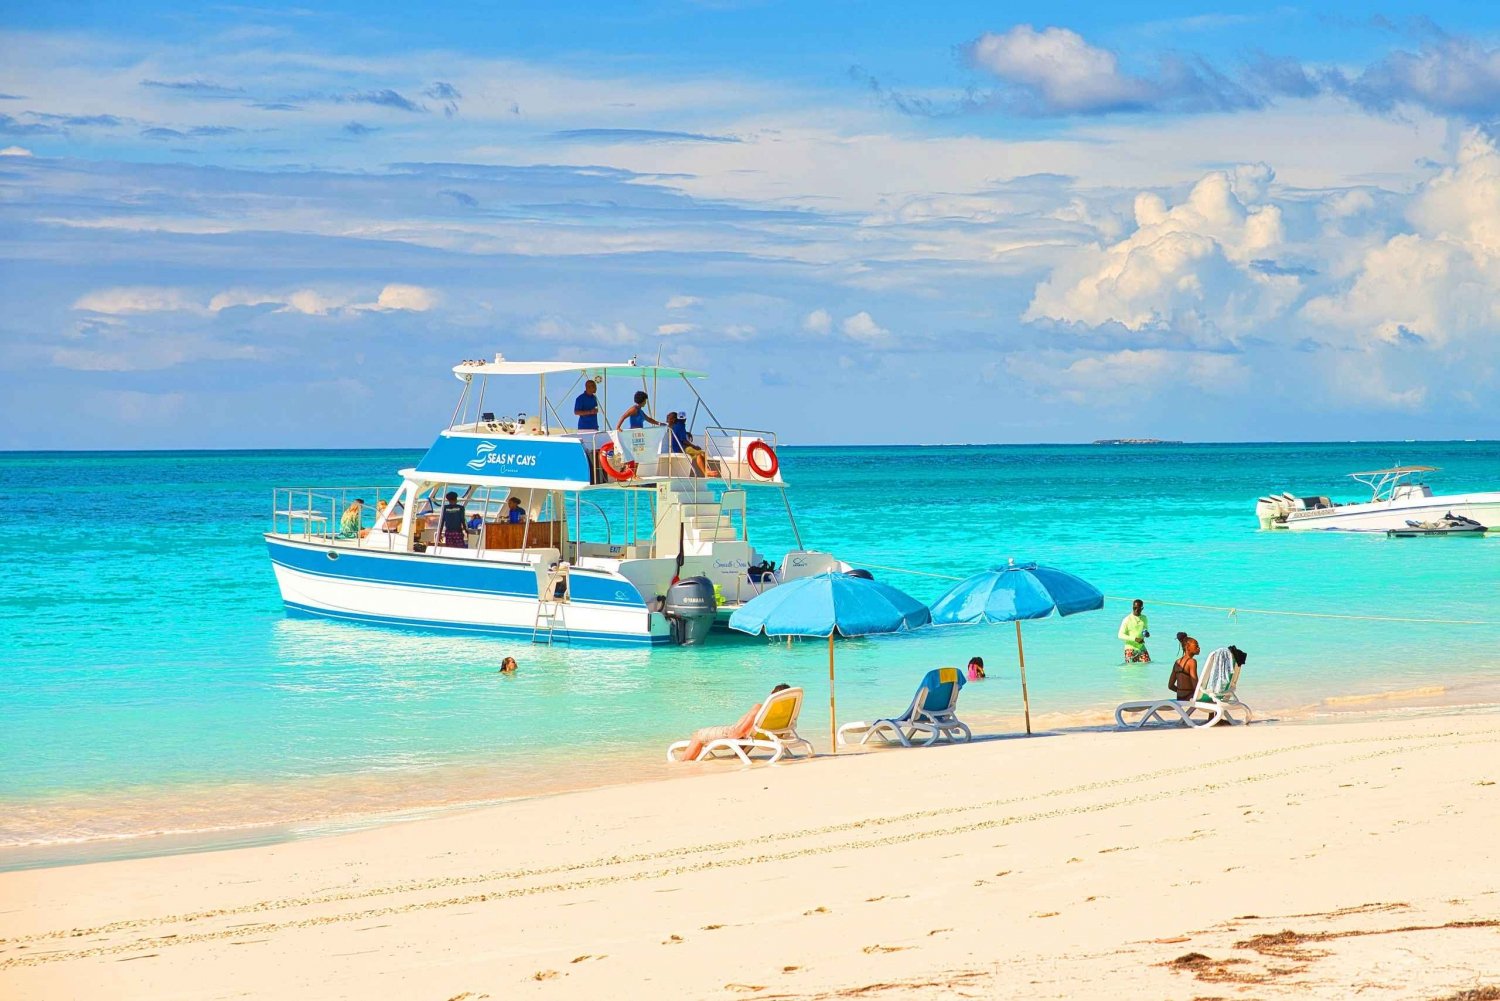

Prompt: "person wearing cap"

[574,379,601,431]
[337,498,367,539]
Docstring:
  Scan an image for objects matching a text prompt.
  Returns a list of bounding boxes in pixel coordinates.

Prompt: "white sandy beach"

[4,708,1499,1001]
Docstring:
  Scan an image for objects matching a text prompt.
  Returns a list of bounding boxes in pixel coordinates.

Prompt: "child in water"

[967,657,985,681]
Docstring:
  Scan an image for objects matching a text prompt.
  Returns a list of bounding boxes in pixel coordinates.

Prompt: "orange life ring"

[597,441,637,481]
[746,440,779,478]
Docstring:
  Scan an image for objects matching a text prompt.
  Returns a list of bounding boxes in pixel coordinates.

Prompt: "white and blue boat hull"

[265,536,669,646]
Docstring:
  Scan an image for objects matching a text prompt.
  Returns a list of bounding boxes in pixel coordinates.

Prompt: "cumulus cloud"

[965,25,1258,115]
[73,286,198,315]
[1025,168,1294,338]
[665,295,700,309]
[0,145,32,156]
[364,283,437,312]
[802,308,832,334]
[1303,130,1500,350]
[657,322,695,335]
[840,311,893,347]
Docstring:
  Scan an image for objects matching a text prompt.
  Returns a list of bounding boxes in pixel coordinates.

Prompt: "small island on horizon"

[1092,437,1185,445]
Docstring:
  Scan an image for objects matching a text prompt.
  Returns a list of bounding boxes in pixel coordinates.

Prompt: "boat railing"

[703,426,781,483]
[271,486,392,541]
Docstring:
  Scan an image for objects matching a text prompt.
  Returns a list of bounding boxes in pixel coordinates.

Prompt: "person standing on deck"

[574,379,600,431]
[616,390,663,431]
[1118,598,1150,663]
[440,491,468,548]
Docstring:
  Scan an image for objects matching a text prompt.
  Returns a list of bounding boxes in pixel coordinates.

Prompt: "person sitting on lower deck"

[439,491,467,548]
[675,684,790,761]
[337,498,367,539]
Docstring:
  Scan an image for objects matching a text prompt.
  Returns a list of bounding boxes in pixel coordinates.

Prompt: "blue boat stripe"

[266,538,647,607]
[282,600,667,646]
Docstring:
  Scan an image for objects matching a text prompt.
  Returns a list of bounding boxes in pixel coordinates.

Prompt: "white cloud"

[363,283,437,312]
[1302,130,1500,350]
[1025,168,1294,337]
[969,26,1150,113]
[802,308,832,334]
[1006,348,1246,404]
[280,289,346,316]
[207,288,283,312]
[656,322,695,335]
[0,145,32,157]
[722,324,756,340]
[72,286,198,315]
[840,311,893,347]
[665,295,701,310]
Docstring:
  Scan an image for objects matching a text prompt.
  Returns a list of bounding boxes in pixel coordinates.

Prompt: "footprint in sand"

[862,944,909,954]
[662,934,684,945]
[725,984,765,992]
[531,970,558,981]
[702,924,724,931]
[782,965,800,973]
[804,906,830,916]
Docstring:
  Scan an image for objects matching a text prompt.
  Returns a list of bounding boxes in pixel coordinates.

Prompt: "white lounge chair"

[837,668,972,747]
[666,686,814,764]
[1114,647,1253,729]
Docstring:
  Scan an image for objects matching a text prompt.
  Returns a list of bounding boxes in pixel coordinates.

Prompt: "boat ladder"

[532,564,571,645]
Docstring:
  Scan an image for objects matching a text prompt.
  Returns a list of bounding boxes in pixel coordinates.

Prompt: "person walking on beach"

[440,491,467,548]
[1168,632,1199,701]
[1119,598,1150,663]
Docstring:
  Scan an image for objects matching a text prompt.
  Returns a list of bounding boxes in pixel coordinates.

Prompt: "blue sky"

[4,2,1500,447]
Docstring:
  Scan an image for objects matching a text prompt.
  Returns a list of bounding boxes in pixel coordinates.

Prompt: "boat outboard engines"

[663,575,716,646]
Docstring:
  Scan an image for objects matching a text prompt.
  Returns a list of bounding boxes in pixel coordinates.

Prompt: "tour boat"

[1254,466,1500,533]
[264,356,847,645]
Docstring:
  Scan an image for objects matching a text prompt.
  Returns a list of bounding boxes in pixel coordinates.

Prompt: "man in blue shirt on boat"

[574,380,600,431]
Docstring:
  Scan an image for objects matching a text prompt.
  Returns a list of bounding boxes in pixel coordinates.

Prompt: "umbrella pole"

[827,630,838,754]
[1016,620,1033,735]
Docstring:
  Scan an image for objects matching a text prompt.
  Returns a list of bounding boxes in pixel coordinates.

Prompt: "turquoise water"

[4,443,1499,855]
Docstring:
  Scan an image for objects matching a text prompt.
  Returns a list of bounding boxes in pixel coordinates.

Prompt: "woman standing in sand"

[1168,633,1199,701]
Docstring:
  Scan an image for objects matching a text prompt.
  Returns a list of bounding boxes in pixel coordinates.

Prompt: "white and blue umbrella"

[929,560,1103,734]
[730,571,930,750]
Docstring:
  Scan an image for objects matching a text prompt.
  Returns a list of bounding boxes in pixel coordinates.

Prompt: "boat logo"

[466,440,539,471]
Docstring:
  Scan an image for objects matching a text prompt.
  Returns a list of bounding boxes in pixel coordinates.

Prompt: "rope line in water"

[844,560,1490,627]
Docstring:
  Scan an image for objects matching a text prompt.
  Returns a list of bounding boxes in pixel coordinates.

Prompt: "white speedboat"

[1255,466,1500,532]
[264,356,848,646]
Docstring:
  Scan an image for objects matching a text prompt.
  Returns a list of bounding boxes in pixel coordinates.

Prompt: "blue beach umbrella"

[929,560,1104,735]
[730,572,931,751]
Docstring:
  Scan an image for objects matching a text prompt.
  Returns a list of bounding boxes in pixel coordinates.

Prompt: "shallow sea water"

[3,442,1498,863]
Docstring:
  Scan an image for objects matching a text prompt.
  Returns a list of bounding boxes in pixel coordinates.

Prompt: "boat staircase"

[531,564,571,645]
[662,480,746,557]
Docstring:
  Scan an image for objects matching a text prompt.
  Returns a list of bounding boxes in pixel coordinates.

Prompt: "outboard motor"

[663,575,716,646]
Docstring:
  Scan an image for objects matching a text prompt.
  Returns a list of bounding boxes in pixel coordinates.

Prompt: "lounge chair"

[666,686,814,764]
[1114,647,1253,729]
[836,667,972,748]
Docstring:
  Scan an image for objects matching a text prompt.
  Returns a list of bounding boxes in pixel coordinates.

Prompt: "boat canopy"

[453,356,707,380]
[1348,465,1437,477]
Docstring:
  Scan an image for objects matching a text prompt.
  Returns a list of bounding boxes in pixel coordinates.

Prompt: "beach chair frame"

[837,669,972,748]
[1114,654,1253,730]
[666,687,814,764]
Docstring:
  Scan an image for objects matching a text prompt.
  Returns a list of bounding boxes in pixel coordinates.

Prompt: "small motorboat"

[1385,512,1489,538]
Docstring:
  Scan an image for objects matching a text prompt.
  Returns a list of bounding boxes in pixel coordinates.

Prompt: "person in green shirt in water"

[1118,598,1150,663]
